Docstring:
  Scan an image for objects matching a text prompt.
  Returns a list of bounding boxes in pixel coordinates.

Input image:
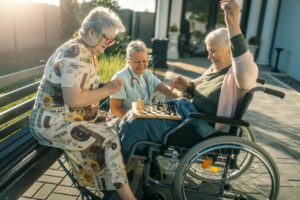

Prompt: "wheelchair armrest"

[189,112,250,127]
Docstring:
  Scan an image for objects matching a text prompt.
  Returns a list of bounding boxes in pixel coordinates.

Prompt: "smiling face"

[206,41,231,71]
[90,28,117,55]
[128,50,149,75]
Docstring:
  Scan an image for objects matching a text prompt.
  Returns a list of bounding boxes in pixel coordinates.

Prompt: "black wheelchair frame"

[127,79,285,200]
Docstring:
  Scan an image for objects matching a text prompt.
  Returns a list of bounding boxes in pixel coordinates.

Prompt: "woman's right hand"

[105,77,124,94]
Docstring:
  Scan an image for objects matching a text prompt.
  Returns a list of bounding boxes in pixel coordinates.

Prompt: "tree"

[60,0,79,40]
[92,0,120,13]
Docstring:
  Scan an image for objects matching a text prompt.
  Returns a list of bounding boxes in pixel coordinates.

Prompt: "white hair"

[126,40,148,59]
[78,7,125,47]
[205,28,229,47]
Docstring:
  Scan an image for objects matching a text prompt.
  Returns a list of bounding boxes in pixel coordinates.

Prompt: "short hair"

[126,40,148,59]
[205,28,229,47]
[78,7,125,46]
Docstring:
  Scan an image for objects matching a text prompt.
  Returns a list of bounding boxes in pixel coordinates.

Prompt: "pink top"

[193,51,258,132]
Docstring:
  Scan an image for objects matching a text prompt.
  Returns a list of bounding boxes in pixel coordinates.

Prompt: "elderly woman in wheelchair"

[119,0,282,199]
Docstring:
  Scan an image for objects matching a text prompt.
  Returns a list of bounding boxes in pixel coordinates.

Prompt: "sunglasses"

[102,34,116,46]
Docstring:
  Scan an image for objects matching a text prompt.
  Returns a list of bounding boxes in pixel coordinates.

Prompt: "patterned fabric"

[29,39,128,191]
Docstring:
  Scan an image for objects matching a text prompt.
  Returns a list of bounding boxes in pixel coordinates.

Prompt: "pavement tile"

[44,169,67,177]
[38,175,62,184]
[280,177,294,187]
[290,180,300,187]
[50,161,61,170]
[47,193,78,200]
[60,175,74,186]
[278,187,298,200]
[33,183,56,199]
[54,185,80,196]
[22,182,43,197]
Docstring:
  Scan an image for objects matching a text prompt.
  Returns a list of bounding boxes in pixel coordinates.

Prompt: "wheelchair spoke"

[175,137,280,200]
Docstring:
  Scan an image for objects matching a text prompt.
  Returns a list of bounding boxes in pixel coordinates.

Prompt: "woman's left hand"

[220,0,240,24]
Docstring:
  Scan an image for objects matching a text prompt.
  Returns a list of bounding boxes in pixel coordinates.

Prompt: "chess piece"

[137,99,144,114]
[157,100,161,110]
[172,106,177,116]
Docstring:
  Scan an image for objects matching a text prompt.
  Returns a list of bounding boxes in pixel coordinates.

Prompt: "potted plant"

[248,35,260,57]
[168,24,179,59]
[169,24,179,32]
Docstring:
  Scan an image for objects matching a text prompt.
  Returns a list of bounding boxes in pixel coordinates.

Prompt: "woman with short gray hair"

[30,6,136,200]
[110,40,181,118]
[78,6,125,48]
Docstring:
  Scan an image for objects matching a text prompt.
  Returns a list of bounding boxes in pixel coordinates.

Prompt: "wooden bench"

[0,65,62,199]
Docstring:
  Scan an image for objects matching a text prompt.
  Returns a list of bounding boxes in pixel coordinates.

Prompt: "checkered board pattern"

[132,105,181,120]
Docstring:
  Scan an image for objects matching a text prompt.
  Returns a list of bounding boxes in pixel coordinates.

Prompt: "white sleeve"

[110,73,127,99]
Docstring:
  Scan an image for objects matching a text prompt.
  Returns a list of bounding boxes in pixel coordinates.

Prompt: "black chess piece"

[157,101,161,110]
[171,105,177,116]
[167,103,172,115]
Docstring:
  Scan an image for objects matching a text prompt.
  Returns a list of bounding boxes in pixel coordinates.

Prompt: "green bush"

[98,53,126,82]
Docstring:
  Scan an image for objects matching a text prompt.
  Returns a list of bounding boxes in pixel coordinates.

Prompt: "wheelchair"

[128,79,285,200]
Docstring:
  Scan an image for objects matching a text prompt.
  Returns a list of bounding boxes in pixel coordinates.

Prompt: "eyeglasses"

[102,34,116,46]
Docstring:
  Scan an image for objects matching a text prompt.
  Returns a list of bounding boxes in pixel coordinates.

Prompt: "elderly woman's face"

[91,28,117,55]
[206,41,231,70]
[128,50,149,75]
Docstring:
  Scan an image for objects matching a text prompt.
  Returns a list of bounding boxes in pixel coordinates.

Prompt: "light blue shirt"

[110,65,161,110]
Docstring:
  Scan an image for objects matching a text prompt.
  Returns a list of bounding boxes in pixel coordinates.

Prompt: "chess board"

[132,104,181,120]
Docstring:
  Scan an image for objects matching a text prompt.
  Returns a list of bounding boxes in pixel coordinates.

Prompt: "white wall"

[0,2,61,54]
[272,0,300,80]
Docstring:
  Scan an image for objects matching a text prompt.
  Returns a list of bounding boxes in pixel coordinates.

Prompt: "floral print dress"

[29,39,128,192]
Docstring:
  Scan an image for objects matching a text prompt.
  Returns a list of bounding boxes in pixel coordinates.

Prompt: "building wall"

[0,2,61,54]
[134,12,155,47]
[272,0,300,80]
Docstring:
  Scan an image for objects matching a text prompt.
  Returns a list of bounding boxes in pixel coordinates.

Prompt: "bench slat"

[0,146,62,199]
[0,98,34,126]
[0,116,28,141]
[0,65,44,89]
[0,127,33,160]
[0,138,38,178]
[0,82,39,107]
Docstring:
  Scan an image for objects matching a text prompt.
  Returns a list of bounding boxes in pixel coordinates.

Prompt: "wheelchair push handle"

[264,87,285,99]
[256,78,265,85]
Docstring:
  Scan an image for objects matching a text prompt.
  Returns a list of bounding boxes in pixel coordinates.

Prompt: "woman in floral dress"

[29,6,136,200]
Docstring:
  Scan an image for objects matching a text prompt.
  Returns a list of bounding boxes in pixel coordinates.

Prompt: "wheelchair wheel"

[175,136,280,200]
[239,126,256,142]
[188,127,256,181]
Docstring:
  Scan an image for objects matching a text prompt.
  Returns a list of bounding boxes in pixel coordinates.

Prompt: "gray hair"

[78,7,125,47]
[205,28,229,47]
[126,40,148,59]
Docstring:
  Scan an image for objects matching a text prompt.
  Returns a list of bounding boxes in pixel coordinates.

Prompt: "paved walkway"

[19,57,300,200]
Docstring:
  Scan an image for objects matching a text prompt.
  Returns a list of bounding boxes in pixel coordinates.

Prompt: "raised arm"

[220,0,241,38]
[221,0,258,90]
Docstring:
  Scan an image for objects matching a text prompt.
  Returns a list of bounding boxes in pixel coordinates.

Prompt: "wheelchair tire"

[239,126,256,142]
[187,127,256,181]
[174,136,280,200]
